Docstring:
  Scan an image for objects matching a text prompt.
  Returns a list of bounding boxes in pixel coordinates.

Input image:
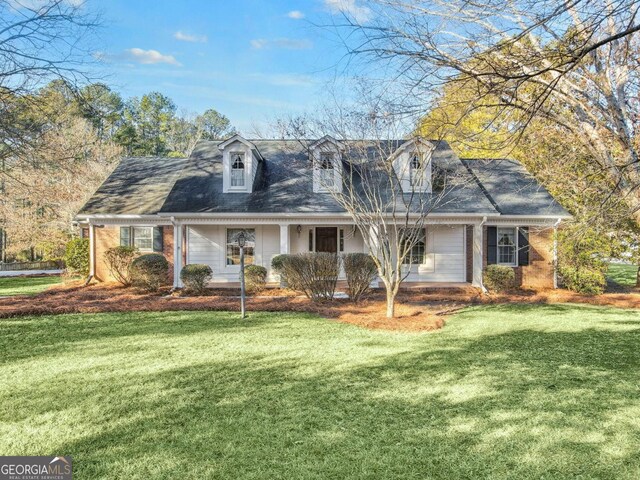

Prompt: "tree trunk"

[386,288,395,318]
[636,264,640,288]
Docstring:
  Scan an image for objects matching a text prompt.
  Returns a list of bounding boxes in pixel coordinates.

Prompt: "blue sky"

[96,0,368,133]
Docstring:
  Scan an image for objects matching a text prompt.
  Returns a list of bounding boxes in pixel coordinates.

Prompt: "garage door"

[418,225,465,282]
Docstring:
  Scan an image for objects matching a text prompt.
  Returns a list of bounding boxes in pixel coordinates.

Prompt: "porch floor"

[205,281,474,290]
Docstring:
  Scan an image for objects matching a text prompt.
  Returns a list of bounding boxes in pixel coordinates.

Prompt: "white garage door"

[418,225,466,282]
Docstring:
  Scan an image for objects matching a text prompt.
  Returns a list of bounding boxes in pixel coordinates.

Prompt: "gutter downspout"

[85,218,95,286]
[553,217,561,289]
[170,216,182,291]
[479,216,487,293]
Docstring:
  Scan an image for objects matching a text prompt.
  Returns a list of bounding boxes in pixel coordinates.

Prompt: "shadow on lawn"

[13,312,635,478]
[0,311,301,365]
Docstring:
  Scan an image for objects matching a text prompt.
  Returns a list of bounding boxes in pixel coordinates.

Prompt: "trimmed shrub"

[343,253,378,302]
[104,246,138,286]
[271,254,286,273]
[483,264,516,292]
[244,265,267,294]
[271,254,292,288]
[64,238,89,276]
[130,253,169,292]
[559,265,606,295]
[280,253,340,301]
[180,264,213,294]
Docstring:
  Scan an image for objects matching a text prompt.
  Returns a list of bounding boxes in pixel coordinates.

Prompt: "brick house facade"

[94,225,182,283]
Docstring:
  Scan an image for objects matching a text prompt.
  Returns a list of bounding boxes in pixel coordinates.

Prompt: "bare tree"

[279,101,467,318]
[0,0,101,256]
[1,116,120,258]
[329,0,640,218]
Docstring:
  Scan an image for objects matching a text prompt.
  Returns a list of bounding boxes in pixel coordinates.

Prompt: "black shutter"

[153,227,163,252]
[120,227,131,246]
[487,226,497,265]
[518,227,530,266]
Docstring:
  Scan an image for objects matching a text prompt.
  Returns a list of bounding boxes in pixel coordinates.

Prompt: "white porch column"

[173,223,183,288]
[279,224,290,254]
[367,224,379,254]
[88,222,96,278]
[472,223,484,289]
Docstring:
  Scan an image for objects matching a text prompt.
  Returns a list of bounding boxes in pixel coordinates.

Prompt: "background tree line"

[2,79,235,262]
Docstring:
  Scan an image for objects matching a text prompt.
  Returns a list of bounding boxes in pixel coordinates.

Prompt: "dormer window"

[391,138,434,193]
[219,135,263,194]
[231,153,245,187]
[310,136,343,194]
[318,153,335,188]
[409,155,421,186]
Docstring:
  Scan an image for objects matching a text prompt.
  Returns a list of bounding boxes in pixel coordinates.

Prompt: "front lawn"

[1,305,639,479]
[0,275,61,296]
[608,263,637,288]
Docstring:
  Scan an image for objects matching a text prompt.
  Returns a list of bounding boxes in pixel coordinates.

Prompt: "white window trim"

[229,151,246,190]
[132,226,154,252]
[497,227,518,267]
[401,227,427,266]
[225,227,256,269]
[409,154,422,187]
[315,152,337,192]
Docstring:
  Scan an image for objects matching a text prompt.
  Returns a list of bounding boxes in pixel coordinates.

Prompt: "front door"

[315,227,338,253]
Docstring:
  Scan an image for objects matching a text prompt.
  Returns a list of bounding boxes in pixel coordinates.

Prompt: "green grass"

[0,275,61,296]
[1,306,640,479]
[607,263,637,288]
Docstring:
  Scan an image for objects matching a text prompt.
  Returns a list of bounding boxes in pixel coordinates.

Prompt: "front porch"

[167,216,486,289]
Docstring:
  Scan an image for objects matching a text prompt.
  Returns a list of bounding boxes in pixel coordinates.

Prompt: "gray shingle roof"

[77,140,569,218]
[158,139,499,215]
[78,156,186,215]
[462,159,570,217]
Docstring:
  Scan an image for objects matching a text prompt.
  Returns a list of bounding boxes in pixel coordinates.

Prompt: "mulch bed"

[4,281,640,332]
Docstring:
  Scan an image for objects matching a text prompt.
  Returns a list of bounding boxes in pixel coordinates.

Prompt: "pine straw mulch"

[2,281,640,332]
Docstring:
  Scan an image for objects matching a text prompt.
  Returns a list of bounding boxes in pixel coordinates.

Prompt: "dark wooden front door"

[315,227,337,253]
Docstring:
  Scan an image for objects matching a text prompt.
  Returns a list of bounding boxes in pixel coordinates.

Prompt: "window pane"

[319,153,334,169]
[410,155,421,186]
[231,153,245,187]
[226,228,255,266]
[402,228,426,264]
[497,228,516,265]
[133,227,152,250]
[320,168,334,187]
[231,169,244,186]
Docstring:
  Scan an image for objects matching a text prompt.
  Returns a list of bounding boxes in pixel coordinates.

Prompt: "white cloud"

[287,10,304,19]
[125,48,181,66]
[250,38,313,50]
[324,0,372,23]
[173,31,208,43]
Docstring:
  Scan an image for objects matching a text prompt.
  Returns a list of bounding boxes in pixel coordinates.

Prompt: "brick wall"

[93,225,175,283]
[94,226,119,282]
[520,226,554,289]
[483,225,555,289]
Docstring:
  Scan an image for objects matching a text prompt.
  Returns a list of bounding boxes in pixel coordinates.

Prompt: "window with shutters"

[120,227,159,252]
[497,227,517,266]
